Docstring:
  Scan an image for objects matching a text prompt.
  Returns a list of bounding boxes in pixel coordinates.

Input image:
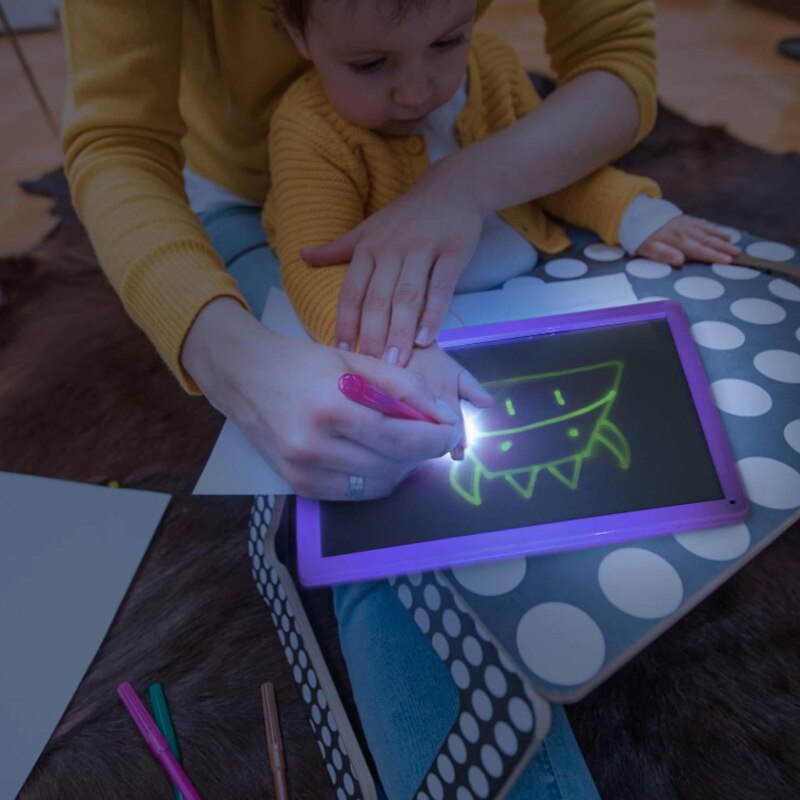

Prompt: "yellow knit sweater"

[266,32,660,345]
[61,0,657,392]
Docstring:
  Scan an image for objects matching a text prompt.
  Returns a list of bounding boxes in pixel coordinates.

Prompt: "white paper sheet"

[0,473,170,799]
[193,274,638,495]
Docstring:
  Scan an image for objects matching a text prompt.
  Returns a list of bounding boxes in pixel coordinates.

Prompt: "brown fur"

[4,105,800,799]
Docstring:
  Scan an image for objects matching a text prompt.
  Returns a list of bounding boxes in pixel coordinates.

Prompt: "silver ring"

[346,474,365,501]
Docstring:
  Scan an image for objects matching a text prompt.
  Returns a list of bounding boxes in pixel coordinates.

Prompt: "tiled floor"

[1,0,799,257]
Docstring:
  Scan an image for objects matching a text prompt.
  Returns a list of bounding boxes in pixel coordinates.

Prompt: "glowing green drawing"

[450,361,630,506]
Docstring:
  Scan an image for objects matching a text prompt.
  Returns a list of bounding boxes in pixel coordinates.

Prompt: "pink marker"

[339,373,438,423]
[117,682,203,800]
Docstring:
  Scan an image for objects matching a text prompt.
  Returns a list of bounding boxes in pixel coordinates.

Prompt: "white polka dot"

[494,721,518,756]
[460,711,480,743]
[691,320,745,350]
[312,704,321,724]
[738,457,800,509]
[711,379,772,417]
[426,773,443,800]
[768,278,800,302]
[437,753,455,783]
[463,636,484,667]
[424,584,441,611]
[332,748,342,770]
[508,697,534,732]
[472,689,493,721]
[308,669,318,689]
[317,688,326,709]
[322,725,332,746]
[626,258,673,279]
[480,744,504,778]
[544,258,588,279]
[598,549,683,619]
[336,787,346,800]
[746,241,795,261]
[584,243,625,261]
[293,665,302,684]
[417,792,429,800]
[451,660,470,689]
[448,733,467,764]
[468,766,489,799]
[675,276,725,300]
[414,607,431,634]
[674,522,751,561]
[797,327,800,343]
[327,764,337,784]
[408,572,422,586]
[278,583,286,600]
[443,609,462,637]
[397,585,412,609]
[785,420,800,455]
[716,225,743,244]
[344,773,354,795]
[712,263,758,280]
[516,603,605,685]
[754,350,800,383]
[456,788,475,800]
[281,615,290,632]
[484,665,507,698]
[730,298,786,325]
[285,646,294,665]
[302,684,312,703]
[299,650,308,669]
[452,558,526,596]
[432,632,450,661]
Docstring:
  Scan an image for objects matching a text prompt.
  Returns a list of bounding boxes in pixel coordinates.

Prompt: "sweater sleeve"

[506,43,662,245]
[539,0,657,143]
[264,99,368,346]
[60,0,248,394]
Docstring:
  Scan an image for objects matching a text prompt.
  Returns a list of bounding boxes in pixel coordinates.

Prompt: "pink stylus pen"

[339,373,438,423]
[117,682,203,800]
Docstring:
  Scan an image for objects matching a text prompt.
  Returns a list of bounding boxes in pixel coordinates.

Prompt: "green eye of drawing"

[568,427,579,439]
[500,440,513,452]
[553,389,566,406]
[505,398,516,416]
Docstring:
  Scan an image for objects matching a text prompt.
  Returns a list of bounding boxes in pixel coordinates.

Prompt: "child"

[264,0,738,376]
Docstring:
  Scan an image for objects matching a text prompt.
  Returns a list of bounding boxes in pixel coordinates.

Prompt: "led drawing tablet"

[297,301,748,586]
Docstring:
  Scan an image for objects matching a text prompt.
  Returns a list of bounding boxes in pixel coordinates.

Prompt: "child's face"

[286,0,476,136]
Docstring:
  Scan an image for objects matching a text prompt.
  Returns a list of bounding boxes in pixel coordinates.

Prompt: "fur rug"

[3,106,799,800]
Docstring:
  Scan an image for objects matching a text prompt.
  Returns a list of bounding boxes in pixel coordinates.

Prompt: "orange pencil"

[261,682,290,800]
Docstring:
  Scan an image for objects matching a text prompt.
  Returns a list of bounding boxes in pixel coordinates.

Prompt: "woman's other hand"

[301,157,485,367]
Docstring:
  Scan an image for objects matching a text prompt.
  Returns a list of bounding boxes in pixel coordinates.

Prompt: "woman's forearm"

[445,70,642,217]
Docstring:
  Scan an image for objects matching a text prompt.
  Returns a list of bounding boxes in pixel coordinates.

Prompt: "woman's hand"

[637,216,741,266]
[181,298,465,500]
[301,157,486,368]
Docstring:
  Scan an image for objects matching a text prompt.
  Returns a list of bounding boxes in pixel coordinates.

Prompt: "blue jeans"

[199,204,600,800]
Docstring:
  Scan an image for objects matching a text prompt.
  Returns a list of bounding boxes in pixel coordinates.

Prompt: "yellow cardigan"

[266,32,660,345]
[61,0,657,392]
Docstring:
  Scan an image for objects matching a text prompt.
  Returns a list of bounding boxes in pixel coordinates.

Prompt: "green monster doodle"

[450,361,631,506]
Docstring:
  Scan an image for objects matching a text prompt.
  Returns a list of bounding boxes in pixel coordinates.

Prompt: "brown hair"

[274,0,436,32]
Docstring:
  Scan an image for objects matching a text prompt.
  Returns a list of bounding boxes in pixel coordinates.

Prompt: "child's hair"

[275,0,434,32]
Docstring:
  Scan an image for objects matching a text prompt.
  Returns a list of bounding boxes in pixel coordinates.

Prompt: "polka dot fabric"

[390,571,549,800]
[405,228,800,700]
[249,496,376,800]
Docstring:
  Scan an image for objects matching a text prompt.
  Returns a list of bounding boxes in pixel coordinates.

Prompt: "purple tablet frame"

[296,301,748,587]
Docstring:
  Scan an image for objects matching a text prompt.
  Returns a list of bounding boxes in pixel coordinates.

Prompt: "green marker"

[148,682,183,800]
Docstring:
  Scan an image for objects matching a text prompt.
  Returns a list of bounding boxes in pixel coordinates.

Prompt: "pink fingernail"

[384,347,399,365]
[415,327,429,347]
[337,341,350,351]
